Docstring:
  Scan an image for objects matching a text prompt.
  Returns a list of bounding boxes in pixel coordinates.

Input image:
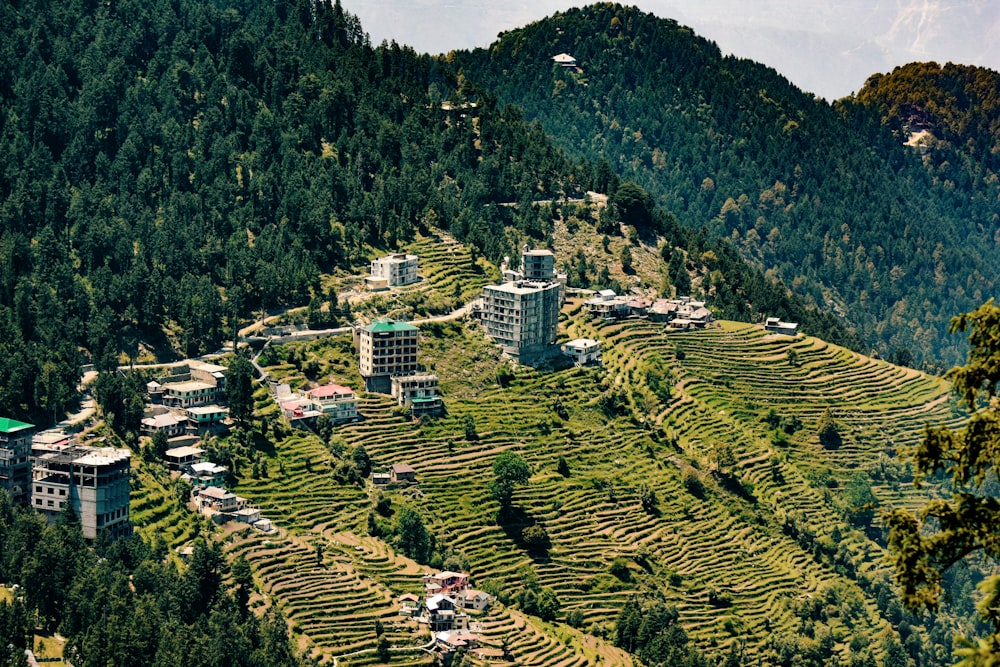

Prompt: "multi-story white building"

[371,253,419,287]
[31,443,132,540]
[357,319,419,393]
[561,338,602,366]
[0,418,33,505]
[305,383,359,423]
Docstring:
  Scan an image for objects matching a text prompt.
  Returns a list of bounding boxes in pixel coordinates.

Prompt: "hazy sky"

[340,1,1000,100]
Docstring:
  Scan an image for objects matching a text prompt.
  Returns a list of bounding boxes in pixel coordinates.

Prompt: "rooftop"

[165,380,215,392]
[165,446,205,458]
[366,318,418,333]
[35,444,130,467]
[186,405,229,415]
[0,417,34,434]
[307,384,355,398]
[564,338,600,349]
[486,280,559,295]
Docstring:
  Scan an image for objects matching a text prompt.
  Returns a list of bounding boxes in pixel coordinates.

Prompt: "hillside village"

[0,238,812,664]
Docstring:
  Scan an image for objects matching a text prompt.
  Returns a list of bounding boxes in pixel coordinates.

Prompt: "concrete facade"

[371,253,419,287]
[562,338,602,366]
[0,418,33,505]
[481,280,561,363]
[390,373,442,416]
[31,443,132,540]
[305,384,359,423]
[357,319,419,393]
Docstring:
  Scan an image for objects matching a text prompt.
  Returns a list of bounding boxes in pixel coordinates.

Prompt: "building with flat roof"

[371,253,419,287]
[481,280,561,364]
[390,373,442,417]
[31,443,131,540]
[561,338,602,366]
[357,319,419,393]
[765,317,799,336]
[164,446,204,470]
[521,248,556,281]
[0,418,34,505]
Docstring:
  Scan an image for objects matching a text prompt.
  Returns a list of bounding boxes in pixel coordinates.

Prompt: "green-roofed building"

[0,417,35,505]
[357,318,420,393]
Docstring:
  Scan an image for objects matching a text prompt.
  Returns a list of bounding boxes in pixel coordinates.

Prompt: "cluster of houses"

[141,361,231,439]
[396,570,491,656]
[585,292,715,329]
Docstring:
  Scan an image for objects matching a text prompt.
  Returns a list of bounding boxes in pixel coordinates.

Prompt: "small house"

[550,53,577,68]
[164,445,204,470]
[182,461,228,488]
[194,486,238,513]
[455,589,491,611]
[305,384,358,423]
[561,338,602,366]
[423,571,469,595]
[765,317,799,336]
[390,463,416,484]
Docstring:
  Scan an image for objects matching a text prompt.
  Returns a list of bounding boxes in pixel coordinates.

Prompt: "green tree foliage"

[615,598,705,666]
[887,300,1000,664]
[843,471,878,530]
[226,352,256,425]
[816,409,842,449]
[0,490,299,666]
[490,451,530,512]
[93,371,145,440]
[394,507,433,563]
[0,0,583,420]
[536,587,561,622]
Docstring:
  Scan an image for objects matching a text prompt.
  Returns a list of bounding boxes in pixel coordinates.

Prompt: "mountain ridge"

[452,3,1000,369]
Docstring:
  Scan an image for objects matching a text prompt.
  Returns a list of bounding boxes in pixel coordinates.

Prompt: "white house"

[551,53,577,67]
[765,317,799,336]
[561,338,602,366]
[370,253,419,287]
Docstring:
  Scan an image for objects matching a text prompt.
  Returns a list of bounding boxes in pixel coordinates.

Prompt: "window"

[46,500,54,507]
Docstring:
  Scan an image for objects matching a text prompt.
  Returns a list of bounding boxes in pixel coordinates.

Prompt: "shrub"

[683,470,704,498]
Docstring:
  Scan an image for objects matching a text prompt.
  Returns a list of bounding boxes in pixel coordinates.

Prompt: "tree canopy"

[490,451,531,512]
[887,299,1000,664]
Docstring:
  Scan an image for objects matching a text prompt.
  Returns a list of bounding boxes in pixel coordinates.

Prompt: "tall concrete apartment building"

[357,318,419,393]
[370,253,419,287]
[481,247,562,364]
[0,418,34,504]
[31,442,132,540]
[521,248,556,281]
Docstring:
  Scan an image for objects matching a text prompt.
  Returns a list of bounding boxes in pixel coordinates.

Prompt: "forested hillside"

[0,0,856,424]
[857,62,1000,196]
[452,4,1000,369]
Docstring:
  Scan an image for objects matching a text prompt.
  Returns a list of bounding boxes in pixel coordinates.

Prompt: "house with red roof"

[305,383,358,423]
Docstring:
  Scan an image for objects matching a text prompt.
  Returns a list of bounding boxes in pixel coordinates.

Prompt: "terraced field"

[162,298,961,664]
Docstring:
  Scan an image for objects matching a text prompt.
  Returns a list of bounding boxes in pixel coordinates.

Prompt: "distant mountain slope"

[452,4,1000,369]
[857,62,1000,183]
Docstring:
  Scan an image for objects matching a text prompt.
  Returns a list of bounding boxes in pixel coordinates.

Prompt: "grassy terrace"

[139,280,960,664]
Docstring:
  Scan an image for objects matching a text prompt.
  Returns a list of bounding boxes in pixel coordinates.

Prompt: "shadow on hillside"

[497,506,550,562]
